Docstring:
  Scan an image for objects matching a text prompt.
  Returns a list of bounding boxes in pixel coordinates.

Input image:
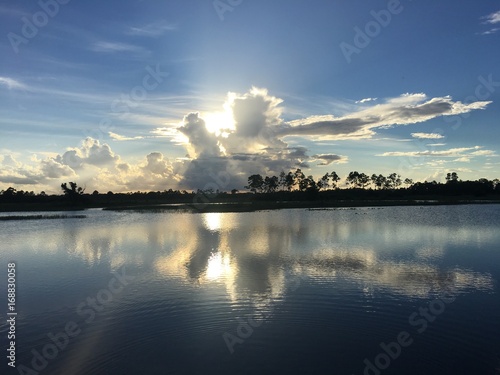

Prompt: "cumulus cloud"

[1,89,495,193]
[57,138,119,168]
[175,88,313,189]
[1,155,21,167]
[143,152,173,176]
[179,113,221,158]
[171,89,493,189]
[411,133,445,139]
[40,158,76,179]
[0,154,57,187]
[223,87,287,153]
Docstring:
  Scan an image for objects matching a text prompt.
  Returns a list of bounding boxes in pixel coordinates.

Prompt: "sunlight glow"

[203,110,235,135]
[203,212,222,232]
[205,251,233,281]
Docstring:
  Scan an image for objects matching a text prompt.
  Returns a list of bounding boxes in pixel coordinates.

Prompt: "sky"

[1,0,499,193]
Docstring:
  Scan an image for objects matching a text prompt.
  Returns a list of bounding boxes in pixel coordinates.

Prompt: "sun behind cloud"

[203,109,235,135]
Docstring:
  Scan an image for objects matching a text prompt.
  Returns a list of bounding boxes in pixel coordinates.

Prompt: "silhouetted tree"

[329,172,340,189]
[263,176,279,193]
[285,172,295,191]
[385,173,402,189]
[404,178,414,188]
[358,173,370,189]
[278,171,287,191]
[347,171,369,188]
[294,169,305,190]
[493,179,500,191]
[346,171,360,188]
[61,182,85,197]
[2,187,16,197]
[317,173,330,190]
[371,174,386,189]
[446,172,459,183]
[246,174,264,193]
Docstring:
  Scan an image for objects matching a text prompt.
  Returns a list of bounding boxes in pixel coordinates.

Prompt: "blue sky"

[1,0,499,193]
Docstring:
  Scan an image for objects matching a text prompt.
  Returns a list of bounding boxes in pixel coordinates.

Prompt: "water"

[1,205,499,374]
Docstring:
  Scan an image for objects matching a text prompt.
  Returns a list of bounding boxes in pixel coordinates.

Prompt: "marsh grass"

[0,215,86,221]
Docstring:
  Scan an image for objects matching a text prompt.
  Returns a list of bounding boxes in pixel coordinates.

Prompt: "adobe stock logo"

[340,0,404,64]
[7,0,72,54]
[213,0,243,21]
[352,289,456,375]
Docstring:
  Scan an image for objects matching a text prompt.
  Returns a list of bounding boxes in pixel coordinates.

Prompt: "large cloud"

[279,94,491,139]
[0,139,179,193]
[178,113,221,158]
[57,138,119,169]
[1,89,494,193]
[176,88,323,189]
[174,89,491,189]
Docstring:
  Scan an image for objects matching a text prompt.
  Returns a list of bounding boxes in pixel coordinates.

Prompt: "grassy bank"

[0,214,87,221]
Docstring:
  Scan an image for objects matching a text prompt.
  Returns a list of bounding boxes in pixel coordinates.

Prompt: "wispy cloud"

[0,5,28,17]
[91,41,147,54]
[109,132,144,141]
[427,143,447,147]
[0,77,26,90]
[126,21,176,37]
[481,10,500,34]
[356,97,377,104]
[411,132,445,139]
[280,94,492,140]
[484,10,500,24]
[379,146,496,158]
[312,154,348,165]
[470,149,496,156]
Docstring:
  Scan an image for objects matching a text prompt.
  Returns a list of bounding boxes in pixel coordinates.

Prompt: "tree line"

[245,169,500,195]
[245,169,414,193]
[1,171,499,210]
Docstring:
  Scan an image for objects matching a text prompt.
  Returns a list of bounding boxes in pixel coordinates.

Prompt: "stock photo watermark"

[83,63,169,142]
[213,0,243,21]
[7,0,72,54]
[444,74,500,131]
[340,0,404,64]
[353,288,456,375]
[13,266,135,375]
[6,263,17,368]
[192,122,279,210]
[396,73,499,176]
[61,63,170,169]
[222,273,305,354]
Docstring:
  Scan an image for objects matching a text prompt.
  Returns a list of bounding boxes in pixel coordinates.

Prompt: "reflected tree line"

[0,171,499,210]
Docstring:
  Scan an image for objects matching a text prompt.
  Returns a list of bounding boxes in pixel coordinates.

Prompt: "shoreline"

[1,199,499,214]
[104,199,500,213]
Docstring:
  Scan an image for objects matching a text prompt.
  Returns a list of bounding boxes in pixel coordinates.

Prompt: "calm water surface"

[1,205,499,374]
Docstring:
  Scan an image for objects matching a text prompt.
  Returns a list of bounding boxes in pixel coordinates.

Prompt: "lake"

[1,204,499,375]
